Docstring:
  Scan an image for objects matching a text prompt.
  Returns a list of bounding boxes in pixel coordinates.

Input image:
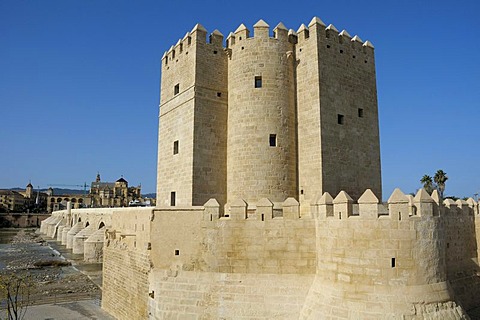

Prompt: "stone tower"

[296,17,381,204]
[26,182,33,198]
[157,18,382,207]
[226,20,297,204]
[157,24,227,207]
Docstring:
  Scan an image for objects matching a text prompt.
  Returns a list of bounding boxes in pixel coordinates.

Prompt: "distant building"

[0,190,26,212]
[89,173,141,208]
[0,183,48,212]
[45,174,145,212]
[46,189,86,213]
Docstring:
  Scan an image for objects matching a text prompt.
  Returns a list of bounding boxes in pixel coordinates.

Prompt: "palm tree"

[420,175,434,194]
[434,170,448,198]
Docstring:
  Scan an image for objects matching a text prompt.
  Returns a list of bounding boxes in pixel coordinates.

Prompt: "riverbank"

[0,228,113,319]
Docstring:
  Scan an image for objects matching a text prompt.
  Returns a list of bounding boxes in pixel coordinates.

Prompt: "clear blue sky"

[1,0,479,199]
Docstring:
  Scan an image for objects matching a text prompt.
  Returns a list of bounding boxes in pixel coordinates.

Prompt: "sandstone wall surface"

[148,270,313,319]
[102,242,150,319]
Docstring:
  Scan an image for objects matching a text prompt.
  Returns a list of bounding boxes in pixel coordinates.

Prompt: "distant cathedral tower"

[25,182,33,199]
[157,18,381,207]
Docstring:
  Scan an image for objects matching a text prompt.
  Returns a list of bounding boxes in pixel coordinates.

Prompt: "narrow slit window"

[170,192,176,206]
[337,114,345,125]
[174,84,180,95]
[254,76,262,88]
[174,249,179,256]
[173,140,179,155]
[391,258,396,268]
[358,108,364,118]
[269,134,277,147]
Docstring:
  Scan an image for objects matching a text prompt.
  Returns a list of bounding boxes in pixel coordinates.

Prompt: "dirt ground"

[0,229,101,306]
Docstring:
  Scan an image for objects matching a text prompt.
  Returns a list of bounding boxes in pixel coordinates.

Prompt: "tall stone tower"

[296,17,382,203]
[157,24,227,207]
[226,20,297,204]
[157,17,382,207]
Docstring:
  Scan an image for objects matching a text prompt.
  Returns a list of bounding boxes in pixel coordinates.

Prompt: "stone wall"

[150,199,316,274]
[148,270,313,319]
[300,189,470,318]
[102,241,150,319]
[101,208,154,319]
[444,199,480,311]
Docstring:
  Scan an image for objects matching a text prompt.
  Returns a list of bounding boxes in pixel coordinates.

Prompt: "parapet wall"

[302,188,477,318]
[42,188,480,319]
[150,200,316,274]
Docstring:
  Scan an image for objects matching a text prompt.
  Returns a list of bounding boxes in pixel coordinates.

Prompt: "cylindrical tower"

[226,20,297,204]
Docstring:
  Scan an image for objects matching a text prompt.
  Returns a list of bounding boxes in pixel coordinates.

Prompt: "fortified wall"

[41,188,480,319]
[40,188,480,319]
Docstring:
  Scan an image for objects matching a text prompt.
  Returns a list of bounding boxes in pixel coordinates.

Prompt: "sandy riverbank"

[0,229,100,306]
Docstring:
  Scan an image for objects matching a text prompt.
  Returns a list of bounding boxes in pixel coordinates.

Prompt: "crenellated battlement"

[162,16,377,67]
[295,16,374,51]
[313,188,478,221]
[201,188,479,226]
[226,20,295,48]
[161,23,226,68]
[202,197,306,222]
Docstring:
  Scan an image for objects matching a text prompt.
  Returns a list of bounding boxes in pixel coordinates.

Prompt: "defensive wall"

[145,189,480,319]
[40,188,480,319]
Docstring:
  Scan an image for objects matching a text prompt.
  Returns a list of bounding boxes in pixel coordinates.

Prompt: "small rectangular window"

[337,114,345,125]
[170,192,176,206]
[269,134,277,147]
[358,108,364,118]
[254,76,262,88]
[173,140,179,155]
[391,258,396,268]
[174,249,179,255]
[174,84,180,95]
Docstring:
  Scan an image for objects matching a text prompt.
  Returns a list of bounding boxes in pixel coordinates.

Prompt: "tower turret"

[226,20,297,205]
